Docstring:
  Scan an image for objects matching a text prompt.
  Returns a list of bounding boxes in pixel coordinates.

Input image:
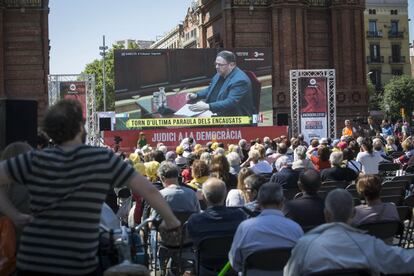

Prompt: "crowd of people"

[1,99,414,275]
[115,117,414,275]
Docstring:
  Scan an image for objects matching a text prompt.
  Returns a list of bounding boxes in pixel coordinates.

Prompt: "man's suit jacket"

[283,194,325,231]
[270,167,300,189]
[197,67,255,116]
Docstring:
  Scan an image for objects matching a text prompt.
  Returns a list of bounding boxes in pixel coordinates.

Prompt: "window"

[391,9,398,15]
[370,44,380,58]
[391,20,399,34]
[369,20,377,32]
[369,9,376,15]
[369,69,381,89]
[391,44,402,62]
[391,45,401,58]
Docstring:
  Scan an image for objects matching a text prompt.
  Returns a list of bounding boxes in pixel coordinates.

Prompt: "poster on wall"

[59,82,87,120]
[299,77,328,142]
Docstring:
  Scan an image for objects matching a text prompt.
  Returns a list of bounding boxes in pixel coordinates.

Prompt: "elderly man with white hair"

[292,146,315,171]
[320,151,358,182]
[270,155,300,189]
[284,189,414,275]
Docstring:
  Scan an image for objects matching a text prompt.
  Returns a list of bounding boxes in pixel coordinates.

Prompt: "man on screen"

[301,81,327,113]
[187,50,256,117]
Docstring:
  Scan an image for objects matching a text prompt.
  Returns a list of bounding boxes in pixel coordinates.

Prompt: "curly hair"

[42,99,84,145]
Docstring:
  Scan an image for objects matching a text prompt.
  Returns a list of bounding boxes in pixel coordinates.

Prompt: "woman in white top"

[241,149,272,174]
[226,167,254,206]
[356,137,385,174]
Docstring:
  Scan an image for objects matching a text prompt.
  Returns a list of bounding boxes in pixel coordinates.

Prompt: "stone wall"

[0,0,49,121]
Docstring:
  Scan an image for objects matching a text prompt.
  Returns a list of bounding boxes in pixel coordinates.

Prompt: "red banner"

[103,126,288,153]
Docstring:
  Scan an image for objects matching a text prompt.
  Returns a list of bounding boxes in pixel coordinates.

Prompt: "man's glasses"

[214,62,229,67]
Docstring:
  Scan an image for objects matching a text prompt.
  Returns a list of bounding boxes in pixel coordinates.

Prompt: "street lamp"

[99,35,109,112]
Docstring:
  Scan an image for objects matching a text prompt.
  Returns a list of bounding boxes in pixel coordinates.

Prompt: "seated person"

[284,189,414,275]
[320,152,358,182]
[243,174,267,214]
[283,169,325,232]
[292,146,315,172]
[352,175,399,227]
[270,156,300,189]
[229,182,304,275]
[245,149,273,175]
[151,161,200,244]
[187,178,246,275]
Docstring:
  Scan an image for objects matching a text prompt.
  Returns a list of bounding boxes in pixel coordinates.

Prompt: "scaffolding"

[48,74,98,146]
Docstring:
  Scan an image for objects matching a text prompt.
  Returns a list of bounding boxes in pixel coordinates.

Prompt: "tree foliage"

[82,42,139,111]
[367,77,380,110]
[382,75,414,119]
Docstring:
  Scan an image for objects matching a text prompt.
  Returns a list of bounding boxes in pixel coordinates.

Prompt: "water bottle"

[158,87,167,108]
[152,91,160,112]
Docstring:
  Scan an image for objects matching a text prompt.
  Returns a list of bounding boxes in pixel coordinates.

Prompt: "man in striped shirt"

[0,99,180,275]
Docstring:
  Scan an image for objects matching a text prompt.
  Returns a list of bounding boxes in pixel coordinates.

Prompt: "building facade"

[198,0,368,128]
[182,3,201,48]
[0,0,49,120]
[364,0,411,89]
[150,24,184,49]
[115,39,154,49]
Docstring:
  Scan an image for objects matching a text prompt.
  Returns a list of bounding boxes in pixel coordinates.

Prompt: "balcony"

[388,31,404,38]
[389,56,405,64]
[367,56,384,64]
[366,30,383,38]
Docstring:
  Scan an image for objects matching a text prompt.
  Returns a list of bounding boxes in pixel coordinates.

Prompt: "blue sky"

[50,1,414,75]
[49,0,193,74]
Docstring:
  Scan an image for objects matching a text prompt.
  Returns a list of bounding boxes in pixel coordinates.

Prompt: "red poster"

[103,126,288,153]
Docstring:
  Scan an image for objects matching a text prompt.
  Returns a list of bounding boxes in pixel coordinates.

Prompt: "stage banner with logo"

[60,82,87,120]
[299,77,328,142]
[103,126,288,152]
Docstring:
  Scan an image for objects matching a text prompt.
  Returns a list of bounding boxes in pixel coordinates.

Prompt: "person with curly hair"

[0,99,180,275]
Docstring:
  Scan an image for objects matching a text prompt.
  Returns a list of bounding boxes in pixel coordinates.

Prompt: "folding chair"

[378,162,401,177]
[382,180,409,194]
[391,174,414,185]
[380,195,404,205]
[242,247,292,276]
[293,192,303,200]
[195,235,236,276]
[396,206,412,247]
[154,212,196,275]
[402,195,414,248]
[322,180,349,189]
[258,172,273,183]
[358,220,402,243]
[284,187,300,201]
[314,185,340,200]
[306,268,371,276]
[380,186,406,197]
